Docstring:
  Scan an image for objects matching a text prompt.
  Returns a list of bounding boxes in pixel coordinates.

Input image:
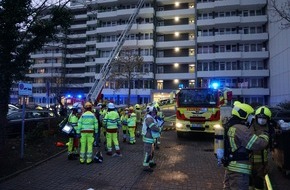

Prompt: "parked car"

[6,109,63,137]
[8,104,20,115]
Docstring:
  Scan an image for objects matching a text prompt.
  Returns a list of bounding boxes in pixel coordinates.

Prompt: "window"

[220,62,225,70]
[157,66,164,73]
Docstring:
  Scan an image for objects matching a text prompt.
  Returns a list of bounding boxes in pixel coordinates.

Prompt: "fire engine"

[175,84,232,137]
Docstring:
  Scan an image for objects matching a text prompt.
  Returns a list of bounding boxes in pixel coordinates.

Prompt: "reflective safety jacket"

[227,123,269,174]
[77,111,98,134]
[142,114,160,144]
[120,114,128,126]
[250,122,269,163]
[103,110,121,130]
[68,113,78,130]
[135,109,142,123]
[127,113,136,128]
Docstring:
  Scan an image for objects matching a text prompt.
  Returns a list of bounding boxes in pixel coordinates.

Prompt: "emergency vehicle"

[175,85,232,137]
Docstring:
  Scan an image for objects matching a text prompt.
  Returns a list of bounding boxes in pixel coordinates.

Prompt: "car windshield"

[177,89,218,107]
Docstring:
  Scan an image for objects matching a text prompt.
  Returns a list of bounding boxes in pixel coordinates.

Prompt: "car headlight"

[176,123,182,128]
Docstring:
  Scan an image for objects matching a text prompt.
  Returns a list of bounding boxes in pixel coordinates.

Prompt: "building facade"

[18,0,273,106]
[268,0,290,105]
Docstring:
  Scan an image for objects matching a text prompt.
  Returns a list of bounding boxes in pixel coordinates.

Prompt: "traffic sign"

[18,82,32,96]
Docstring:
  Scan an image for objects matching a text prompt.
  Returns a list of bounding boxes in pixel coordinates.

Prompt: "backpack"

[222,120,231,167]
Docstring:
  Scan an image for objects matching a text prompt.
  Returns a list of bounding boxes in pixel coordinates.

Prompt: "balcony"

[66,63,85,68]
[31,63,63,69]
[156,56,195,64]
[70,23,87,29]
[157,8,195,19]
[156,73,195,80]
[65,73,84,78]
[26,73,61,78]
[157,24,195,34]
[197,33,268,44]
[197,70,269,78]
[197,0,266,11]
[197,51,269,61]
[102,88,151,96]
[66,44,86,48]
[156,40,195,49]
[197,15,267,28]
[30,53,63,59]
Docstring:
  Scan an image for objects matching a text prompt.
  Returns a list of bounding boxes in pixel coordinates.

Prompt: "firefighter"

[76,102,98,164]
[66,104,81,160]
[141,106,160,172]
[153,102,164,148]
[120,107,129,142]
[127,106,137,144]
[223,102,269,190]
[93,103,103,147]
[249,106,272,190]
[103,102,122,156]
[100,103,107,146]
[134,104,142,137]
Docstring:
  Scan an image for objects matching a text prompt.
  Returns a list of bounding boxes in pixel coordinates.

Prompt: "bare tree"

[109,50,145,106]
[0,0,73,151]
[269,0,290,29]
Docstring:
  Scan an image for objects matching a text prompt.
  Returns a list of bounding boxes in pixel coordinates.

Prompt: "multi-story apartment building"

[196,0,269,105]
[16,0,274,106]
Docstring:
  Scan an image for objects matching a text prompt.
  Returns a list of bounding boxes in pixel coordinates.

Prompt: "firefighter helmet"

[232,103,254,120]
[107,102,115,109]
[146,106,157,113]
[135,104,140,110]
[255,106,272,119]
[255,106,271,125]
[84,102,92,109]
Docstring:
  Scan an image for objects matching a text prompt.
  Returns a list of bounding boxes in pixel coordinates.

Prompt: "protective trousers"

[67,137,79,154]
[128,127,136,144]
[106,132,120,154]
[249,162,268,190]
[223,170,249,190]
[135,122,142,137]
[79,132,94,164]
[143,143,154,167]
[122,125,128,140]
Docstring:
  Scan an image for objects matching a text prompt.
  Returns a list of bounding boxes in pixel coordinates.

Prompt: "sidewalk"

[0,130,289,190]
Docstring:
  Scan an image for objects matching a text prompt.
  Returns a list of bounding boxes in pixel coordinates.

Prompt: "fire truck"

[175,85,232,137]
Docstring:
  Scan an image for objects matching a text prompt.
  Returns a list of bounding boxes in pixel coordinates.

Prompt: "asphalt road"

[0,129,289,189]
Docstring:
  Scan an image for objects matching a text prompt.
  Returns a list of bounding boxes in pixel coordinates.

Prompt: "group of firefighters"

[62,100,164,172]
[63,99,276,187]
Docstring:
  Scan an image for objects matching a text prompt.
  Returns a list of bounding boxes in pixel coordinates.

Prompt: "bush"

[277,101,290,110]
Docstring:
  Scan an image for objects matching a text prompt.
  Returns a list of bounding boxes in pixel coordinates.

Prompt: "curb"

[162,121,176,131]
[163,127,176,131]
[0,148,66,183]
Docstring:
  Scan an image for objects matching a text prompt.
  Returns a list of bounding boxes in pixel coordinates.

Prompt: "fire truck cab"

[175,87,232,137]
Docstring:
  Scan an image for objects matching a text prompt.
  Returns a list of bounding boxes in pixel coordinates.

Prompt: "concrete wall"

[268,0,290,105]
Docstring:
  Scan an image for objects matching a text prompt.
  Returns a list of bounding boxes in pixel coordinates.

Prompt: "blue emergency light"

[211,82,219,89]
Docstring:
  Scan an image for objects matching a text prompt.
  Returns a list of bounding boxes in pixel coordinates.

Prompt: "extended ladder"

[87,0,145,102]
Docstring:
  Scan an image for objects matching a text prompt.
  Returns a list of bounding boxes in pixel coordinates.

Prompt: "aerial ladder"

[86,0,145,103]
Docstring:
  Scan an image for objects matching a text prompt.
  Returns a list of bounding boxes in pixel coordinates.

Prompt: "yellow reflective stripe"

[228,161,252,174]
[228,127,237,151]
[149,123,155,128]
[258,134,269,142]
[246,135,258,149]
[253,151,268,163]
